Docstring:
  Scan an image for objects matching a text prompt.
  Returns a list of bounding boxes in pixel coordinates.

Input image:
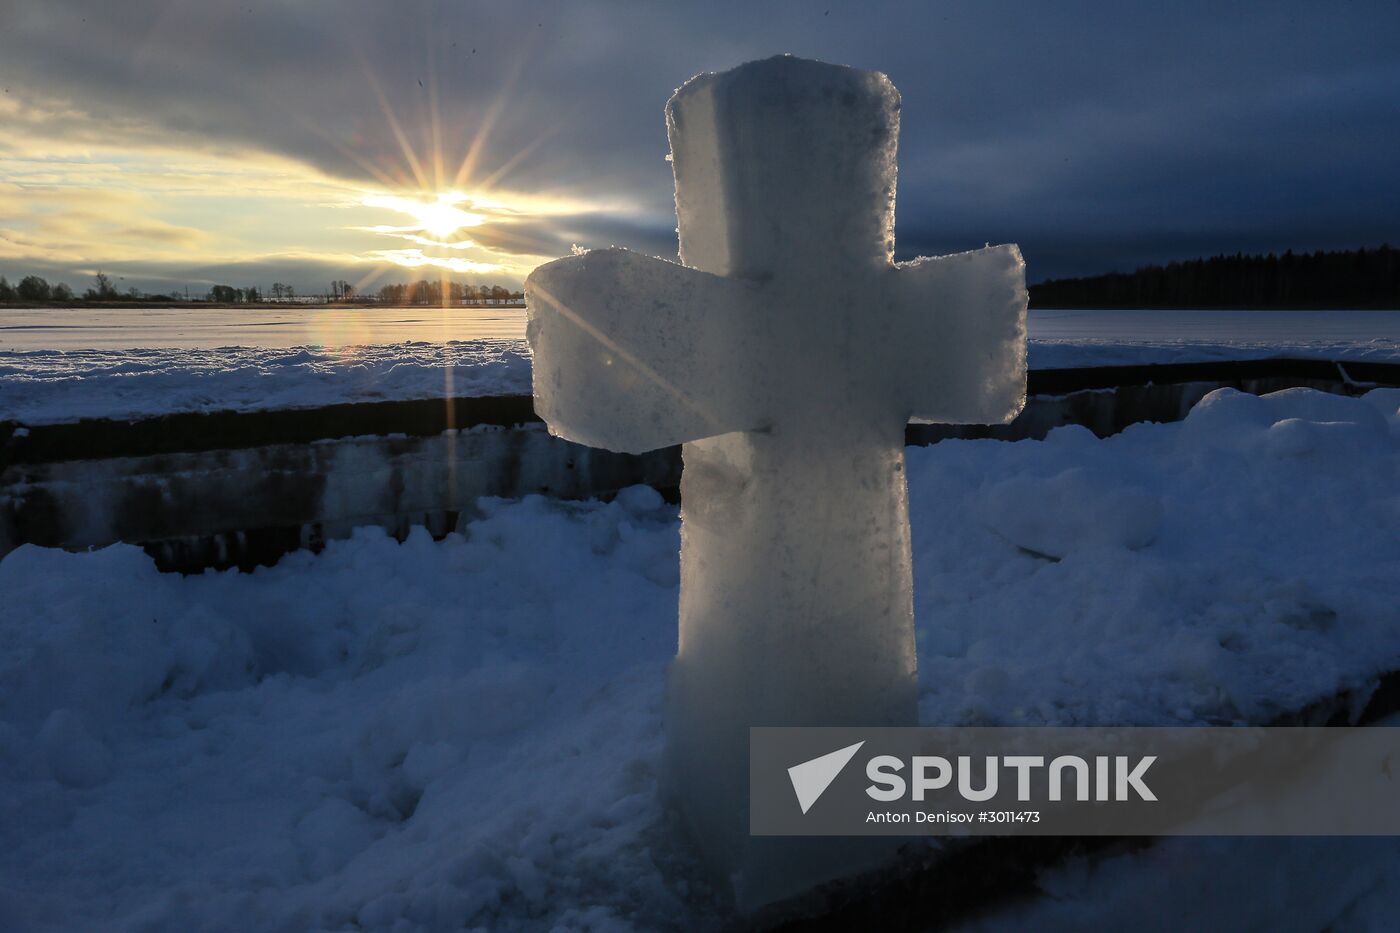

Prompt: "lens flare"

[361,193,485,238]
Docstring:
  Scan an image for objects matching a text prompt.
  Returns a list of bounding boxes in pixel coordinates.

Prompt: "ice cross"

[526,55,1026,909]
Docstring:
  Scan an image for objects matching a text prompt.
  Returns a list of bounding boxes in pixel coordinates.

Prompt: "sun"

[361,192,486,238]
[411,198,485,238]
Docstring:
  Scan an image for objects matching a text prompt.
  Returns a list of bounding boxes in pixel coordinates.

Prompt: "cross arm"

[526,248,762,454]
[892,244,1028,425]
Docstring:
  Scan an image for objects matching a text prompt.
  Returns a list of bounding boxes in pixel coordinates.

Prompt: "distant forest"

[4,247,1398,309]
[1030,245,1400,309]
[0,271,524,306]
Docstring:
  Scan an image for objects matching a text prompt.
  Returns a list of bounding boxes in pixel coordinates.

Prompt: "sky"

[1,0,1398,295]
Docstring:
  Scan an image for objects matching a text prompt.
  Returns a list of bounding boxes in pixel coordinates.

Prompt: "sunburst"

[360,193,485,239]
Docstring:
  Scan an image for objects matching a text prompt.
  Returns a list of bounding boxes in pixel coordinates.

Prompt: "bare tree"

[86,270,119,301]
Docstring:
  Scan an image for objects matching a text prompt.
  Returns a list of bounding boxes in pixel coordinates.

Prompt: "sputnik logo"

[787,741,865,814]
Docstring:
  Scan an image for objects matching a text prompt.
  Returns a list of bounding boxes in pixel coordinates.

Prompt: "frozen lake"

[0,306,1397,352]
[3,307,1398,424]
[0,306,529,351]
[1031,308,1400,347]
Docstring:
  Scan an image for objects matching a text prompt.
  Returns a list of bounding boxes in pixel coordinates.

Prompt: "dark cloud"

[471,212,678,261]
[2,0,1398,283]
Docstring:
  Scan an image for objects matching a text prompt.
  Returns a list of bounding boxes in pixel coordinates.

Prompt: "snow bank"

[0,491,695,931]
[1,388,1398,929]
[913,385,1400,727]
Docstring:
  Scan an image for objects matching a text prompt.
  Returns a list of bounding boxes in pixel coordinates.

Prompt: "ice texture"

[526,55,1026,909]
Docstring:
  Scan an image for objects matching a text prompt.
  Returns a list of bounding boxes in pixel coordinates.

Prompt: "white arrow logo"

[787,741,865,814]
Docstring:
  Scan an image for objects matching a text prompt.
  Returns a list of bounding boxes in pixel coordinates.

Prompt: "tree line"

[0,271,143,302]
[1030,245,1400,309]
[375,280,522,305]
[0,271,262,304]
[0,275,78,302]
[16,248,1392,309]
[0,271,525,305]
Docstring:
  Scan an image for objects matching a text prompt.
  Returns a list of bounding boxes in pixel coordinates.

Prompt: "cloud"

[114,223,208,245]
[0,0,1397,286]
[364,249,502,274]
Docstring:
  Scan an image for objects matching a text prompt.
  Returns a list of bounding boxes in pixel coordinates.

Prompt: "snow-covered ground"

[2,387,1398,930]
[0,306,529,351]
[0,341,533,425]
[1028,309,1400,368]
[2,310,1397,425]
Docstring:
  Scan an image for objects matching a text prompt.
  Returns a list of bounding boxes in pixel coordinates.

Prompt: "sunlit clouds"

[351,191,603,278]
[0,81,632,291]
[0,5,675,296]
[3,2,1399,287]
[359,193,486,238]
[368,249,500,274]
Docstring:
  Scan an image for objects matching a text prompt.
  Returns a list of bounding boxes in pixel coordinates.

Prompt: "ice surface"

[0,305,530,352]
[527,55,1026,908]
[3,312,1398,425]
[0,341,531,425]
[1029,308,1400,368]
[1,388,1398,929]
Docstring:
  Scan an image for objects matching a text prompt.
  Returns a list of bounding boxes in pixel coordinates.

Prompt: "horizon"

[3,242,1399,307]
[2,2,1399,295]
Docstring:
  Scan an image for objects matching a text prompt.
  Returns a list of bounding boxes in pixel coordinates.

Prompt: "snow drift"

[0,387,1398,929]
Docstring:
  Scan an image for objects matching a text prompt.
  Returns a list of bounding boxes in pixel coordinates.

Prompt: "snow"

[914,386,1400,727]
[1030,308,1400,368]
[2,387,1398,930]
[1,310,1397,426]
[529,55,1029,908]
[960,836,1400,932]
[0,341,532,425]
[0,493,690,931]
[0,305,528,351]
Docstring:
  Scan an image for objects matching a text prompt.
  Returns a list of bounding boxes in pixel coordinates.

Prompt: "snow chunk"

[38,709,113,789]
[1180,386,1390,456]
[981,465,1163,558]
[1362,386,1400,435]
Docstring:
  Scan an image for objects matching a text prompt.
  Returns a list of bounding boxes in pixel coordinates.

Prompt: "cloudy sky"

[2,0,1398,294]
